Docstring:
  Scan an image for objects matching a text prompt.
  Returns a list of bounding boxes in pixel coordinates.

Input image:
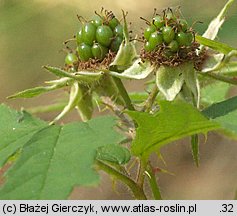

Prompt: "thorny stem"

[95,160,147,200]
[100,96,134,128]
[142,85,159,112]
[112,77,135,111]
[146,162,162,200]
[199,72,237,85]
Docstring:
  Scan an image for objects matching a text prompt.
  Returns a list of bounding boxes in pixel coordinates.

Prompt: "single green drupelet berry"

[144,41,153,52]
[77,43,93,61]
[91,15,104,27]
[114,24,123,37]
[65,53,78,65]
[186,32,193,44]
[176,31,193,46]
[162,26,175,44]
[109,17,120,29]
[148,32,163,50]
[92,43,108,60]
[165,12,177,23]
[144,25,156,41]
[96,25,114,47]
[152,15,165,29]
[76,29,83,45]
[82,22,96,46]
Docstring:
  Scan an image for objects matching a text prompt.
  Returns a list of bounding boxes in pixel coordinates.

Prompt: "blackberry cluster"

[141,9,200,67]
[64,10,123,71]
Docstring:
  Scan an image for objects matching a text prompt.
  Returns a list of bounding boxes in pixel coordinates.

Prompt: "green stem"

[142,85,159,112]
[191,134,199,167]
[136,159,147,188]
[95,160,147,200]
[146,163,162,200]
[199,72,237,85]
[112,77,135,110]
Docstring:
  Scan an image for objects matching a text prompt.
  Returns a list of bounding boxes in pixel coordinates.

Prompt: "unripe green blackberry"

[92,43,108,60]
[75,11,124,62]
[142,10,194,54]
[140,8,198,67]
[65,53,78,66]
[64,52,78,73]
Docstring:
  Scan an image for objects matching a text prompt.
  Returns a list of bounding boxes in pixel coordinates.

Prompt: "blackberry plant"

[1,0,237,200]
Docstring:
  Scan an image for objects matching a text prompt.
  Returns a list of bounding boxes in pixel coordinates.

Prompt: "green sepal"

[201,53,224,73]
[109,59,155,80]
[201,0,234,44]
[155,64,184,101]
[94,74,125,106]
[76,84,94,122]
[7,78,71,99]
[8,86,59,99]
[110,11,137,68]
[182,63,200,107]
[43,66,103,83]
[51,82,81,124]
[196,35,236,55]
[110,40,137,68]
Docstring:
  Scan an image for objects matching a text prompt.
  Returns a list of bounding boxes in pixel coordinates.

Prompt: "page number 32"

[220,204,234,213]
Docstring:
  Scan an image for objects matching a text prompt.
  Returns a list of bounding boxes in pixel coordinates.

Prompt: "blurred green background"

[1,0,237,199]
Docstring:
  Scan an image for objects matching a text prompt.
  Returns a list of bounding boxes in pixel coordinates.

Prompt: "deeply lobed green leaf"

[127,100,220,158]
[0,105,123,199]
[0,105,46,167]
